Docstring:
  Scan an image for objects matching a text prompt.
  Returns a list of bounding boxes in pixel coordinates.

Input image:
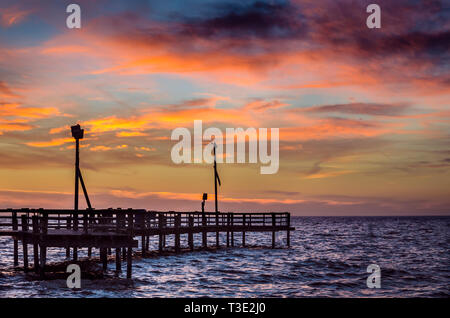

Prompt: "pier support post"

[122,247,127,261]
[174,214,181,253]
[242,214,246,247]
[158,214,164,252]
[286,213,290,247]
[126,212,133,279]
[32,215,39,273]
[12,212,18,266]
[100,248,107,271]
[39,245,46,279]
[231,214,234,247]
[215,213,220,248]
[39,213,48,279]
[126,247,132,279]
[202,213,207,248]
[188,216,194,251]
[226,213,230,247]
[21,215,29,272]
[115,248,121,274]
[66,217,71,259]
[272,213,276,249]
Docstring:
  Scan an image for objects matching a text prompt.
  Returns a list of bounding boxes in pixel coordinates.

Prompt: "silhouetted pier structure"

[0,208,293,279]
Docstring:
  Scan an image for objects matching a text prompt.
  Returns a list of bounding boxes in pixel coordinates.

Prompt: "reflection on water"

[0,216,448,297]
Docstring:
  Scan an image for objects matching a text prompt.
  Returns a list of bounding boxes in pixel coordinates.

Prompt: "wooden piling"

[158,214,164,252]
[126,213,133,279]
[202,213,207,248]
[39,213,48,279]
[231,213,234,247]
[226,213,230,247]
[272,213,276,249]
[188,216,194,251]
[215,212,220,248]
[32,215,39,273]
[286,213,290,247]
[115,248,121,273]
[66,216,71,259]
[21,215,29,271]
[101,248,107,271]
[174,214,181,253]
[126,247,132,279]
[12,211,18,266]
[242,214,246,247]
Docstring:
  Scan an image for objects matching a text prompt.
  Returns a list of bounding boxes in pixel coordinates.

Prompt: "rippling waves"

[0,216,449,297]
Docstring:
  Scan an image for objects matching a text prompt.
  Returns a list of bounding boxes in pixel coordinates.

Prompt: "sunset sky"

[0,0,449,215]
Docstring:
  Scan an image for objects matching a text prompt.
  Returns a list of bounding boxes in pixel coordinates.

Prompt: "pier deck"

[0,208,294,279]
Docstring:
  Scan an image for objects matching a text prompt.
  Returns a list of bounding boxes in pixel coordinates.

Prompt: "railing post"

[32,215,39,273]
[21,215,29,272]
[272,213,276,249]
[12,211,18,266]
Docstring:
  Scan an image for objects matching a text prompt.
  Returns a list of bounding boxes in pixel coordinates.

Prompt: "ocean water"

[0,216,448,297]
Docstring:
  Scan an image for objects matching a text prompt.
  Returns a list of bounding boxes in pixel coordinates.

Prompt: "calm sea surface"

[0,216,448,297]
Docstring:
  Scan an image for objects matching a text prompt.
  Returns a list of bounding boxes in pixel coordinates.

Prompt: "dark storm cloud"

[178,1,305,39]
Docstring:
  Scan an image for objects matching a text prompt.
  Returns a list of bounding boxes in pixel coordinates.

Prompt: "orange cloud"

[25,137,73,147]
[0,6,32,27]
[0,103,60,118]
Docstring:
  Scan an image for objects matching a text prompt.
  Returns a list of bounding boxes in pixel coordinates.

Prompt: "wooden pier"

[0,208,294,279]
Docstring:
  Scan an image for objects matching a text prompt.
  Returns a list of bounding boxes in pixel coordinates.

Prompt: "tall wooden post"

[213,143,221,213]
[21,215,29,272]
